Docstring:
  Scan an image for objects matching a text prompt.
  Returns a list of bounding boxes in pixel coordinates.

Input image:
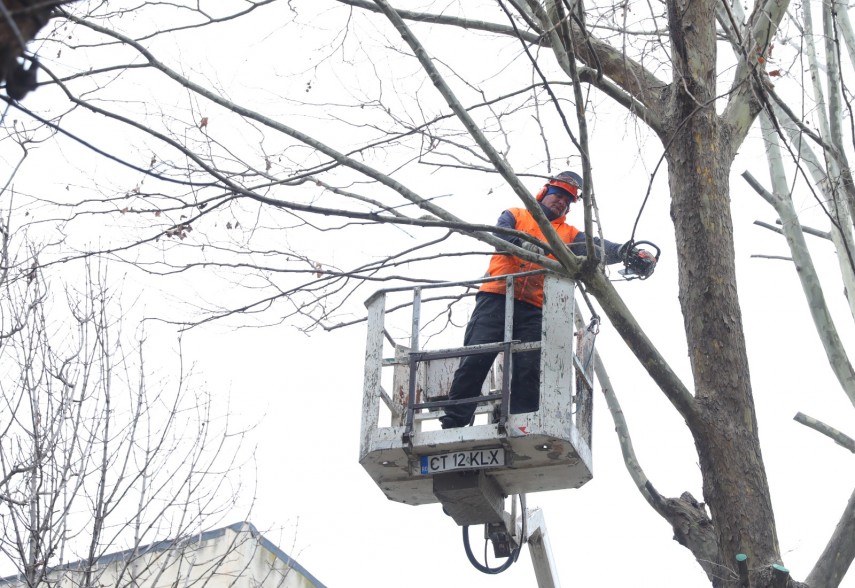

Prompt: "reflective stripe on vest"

[480,208,579,308]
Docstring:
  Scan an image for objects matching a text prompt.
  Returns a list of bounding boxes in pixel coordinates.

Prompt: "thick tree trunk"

[663,0,783,581]
[665,113,781,585]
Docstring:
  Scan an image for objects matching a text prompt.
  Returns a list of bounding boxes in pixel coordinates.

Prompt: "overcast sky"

[3,1,855,586]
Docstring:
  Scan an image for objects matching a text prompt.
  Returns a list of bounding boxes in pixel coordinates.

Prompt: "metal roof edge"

[0,521,327,588]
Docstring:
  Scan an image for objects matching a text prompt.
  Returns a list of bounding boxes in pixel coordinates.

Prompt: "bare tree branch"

[793,412,855,453]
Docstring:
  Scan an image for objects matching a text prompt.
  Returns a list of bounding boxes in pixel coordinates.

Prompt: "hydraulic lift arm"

[526,508,560,588]
[461,501,560,587]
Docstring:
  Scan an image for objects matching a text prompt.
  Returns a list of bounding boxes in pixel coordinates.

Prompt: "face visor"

[546,178,580,202]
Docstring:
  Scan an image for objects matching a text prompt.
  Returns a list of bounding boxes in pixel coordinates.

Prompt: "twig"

[753,220,833,241]
[775,219,832,241]
[793,412,855,453]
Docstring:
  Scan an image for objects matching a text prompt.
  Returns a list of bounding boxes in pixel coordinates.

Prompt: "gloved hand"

[618,240,634,260]
[520,240,547,256]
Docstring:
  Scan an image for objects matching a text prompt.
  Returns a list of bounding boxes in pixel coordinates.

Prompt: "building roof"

[0,521,327,588]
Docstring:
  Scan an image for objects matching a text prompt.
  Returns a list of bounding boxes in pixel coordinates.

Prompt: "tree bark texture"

[663,0,781,583]
[666,119,781,586]
[533,0,787,578]
[806,486,855,587]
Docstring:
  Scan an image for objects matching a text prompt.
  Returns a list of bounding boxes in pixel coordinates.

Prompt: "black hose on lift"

[462,525,521,574]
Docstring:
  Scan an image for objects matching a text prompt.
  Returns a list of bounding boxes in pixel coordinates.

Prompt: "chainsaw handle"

[628,240,661,261]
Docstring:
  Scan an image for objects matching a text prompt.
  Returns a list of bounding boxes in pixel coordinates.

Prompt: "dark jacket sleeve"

[568,232,624,265]
[495,210,520,245]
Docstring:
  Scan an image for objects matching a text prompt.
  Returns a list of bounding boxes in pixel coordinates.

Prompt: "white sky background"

[2,0,855,586]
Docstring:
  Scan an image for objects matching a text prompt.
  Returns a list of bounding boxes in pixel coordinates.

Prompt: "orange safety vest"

[480,208,579,308]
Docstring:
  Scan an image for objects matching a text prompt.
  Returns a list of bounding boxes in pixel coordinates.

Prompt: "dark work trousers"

[440,292,542,428]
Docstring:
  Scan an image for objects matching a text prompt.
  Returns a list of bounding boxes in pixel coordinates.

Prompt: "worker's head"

[536,171,583,217]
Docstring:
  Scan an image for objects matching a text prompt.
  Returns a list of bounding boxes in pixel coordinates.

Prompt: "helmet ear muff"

[535,185,548,201]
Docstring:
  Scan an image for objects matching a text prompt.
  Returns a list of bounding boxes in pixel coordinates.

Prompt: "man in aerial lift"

[439,171,657,429]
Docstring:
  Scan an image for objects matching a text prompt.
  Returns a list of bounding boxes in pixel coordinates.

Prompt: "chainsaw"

[618,240,660,280]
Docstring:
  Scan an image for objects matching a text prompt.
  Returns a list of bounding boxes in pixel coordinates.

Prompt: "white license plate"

[419,448,504,475]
